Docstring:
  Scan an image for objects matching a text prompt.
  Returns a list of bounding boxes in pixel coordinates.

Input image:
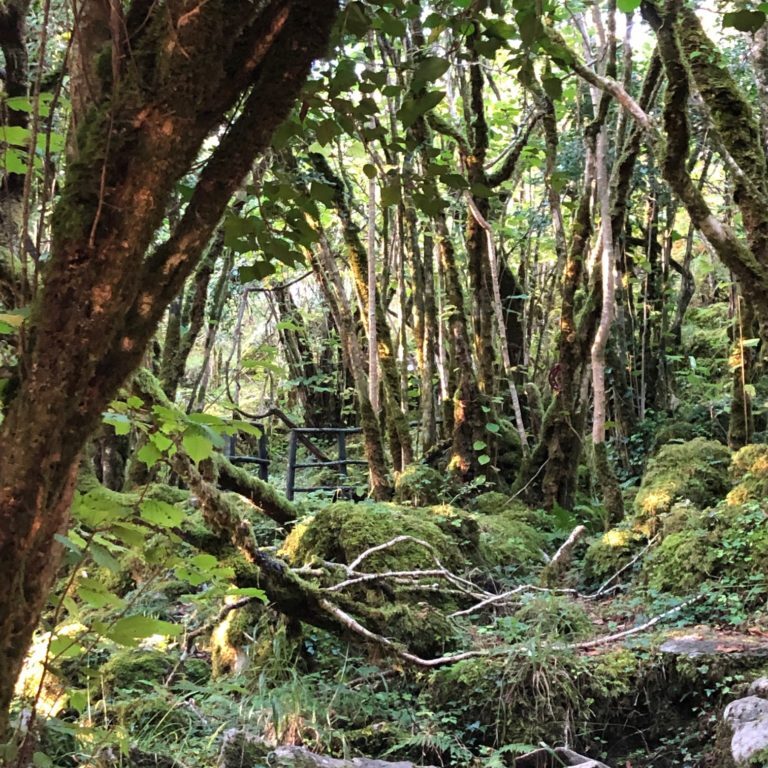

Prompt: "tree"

[0,0,339,733]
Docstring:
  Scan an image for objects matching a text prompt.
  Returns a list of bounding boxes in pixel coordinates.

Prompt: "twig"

[594,534,660,597]
[323,569,448,593]
[566,594,704,651]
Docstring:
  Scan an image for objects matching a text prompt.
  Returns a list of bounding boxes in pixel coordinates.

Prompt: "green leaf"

[316,118,341,146]
[485,422,501,434]
[239,262,276,283]
[49,636,85,659]
[380,177,401,207]
[362,163,377,179]
[473,440,487,451]
[723,9,766,32]
[106,615,181,647]
[183,429,214,463]
[340,1,371,38]
[412,56,450,92]
[103,412,131,436]
[227,587,268,601]
[440,172,469,190]
[140,500,185,528]
[90,543,121,573]
[150,431,174,452]
[0,311,26,328]
[137,442,163,468]
[617,0,641,12]
[32,752,53,768]
[1,147,27,173]
[542,76,563,102]
[0,125,30,146]
[478,454,491,466]
[397,90,446,128]
[77,582,125,609]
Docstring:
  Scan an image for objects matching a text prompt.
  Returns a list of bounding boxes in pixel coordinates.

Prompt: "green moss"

[368,602,459,658]
[511,592,593,641]
[100,649,173,694]
[425,648,594,745]
[582,527,646,587]
[111,695,201,739]
[476,511,547,575]
[727,444,768,505]
[652,421,699,450]
[634,438,731,528]
[643,502,768,595]
[280,501,464,572]
[219,729,269,768]
[394,464,449,505]
[469,491,549,527]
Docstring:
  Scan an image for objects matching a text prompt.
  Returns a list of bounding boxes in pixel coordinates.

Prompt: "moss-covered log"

[207,454,296,527]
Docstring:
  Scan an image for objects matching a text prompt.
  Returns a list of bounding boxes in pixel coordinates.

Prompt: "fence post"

[258,428,269,481]
[337,430,348,478]
[286,430,298,501]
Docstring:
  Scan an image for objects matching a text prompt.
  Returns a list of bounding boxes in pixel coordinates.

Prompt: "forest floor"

[10,436,768,768]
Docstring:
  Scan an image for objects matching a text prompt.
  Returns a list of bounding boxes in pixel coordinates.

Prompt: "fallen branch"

[594,534,660,597]
[567,594,705,651]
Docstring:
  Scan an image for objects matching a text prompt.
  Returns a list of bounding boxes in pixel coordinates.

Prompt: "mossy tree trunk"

[643,0,768,327]
[273,284,341,427]
[307,233,392,500]
[160,229,223,401]
[729,294,757,450]
[0,0,339,734]
[308,153,414,471]
[0,0,30,305]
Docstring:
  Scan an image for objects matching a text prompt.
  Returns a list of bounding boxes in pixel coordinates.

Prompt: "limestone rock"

[514,746,611,767]
[724,695,768,764]
[218,730,437,768]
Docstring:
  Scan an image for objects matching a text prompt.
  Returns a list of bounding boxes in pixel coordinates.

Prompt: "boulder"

[724,696,768,765]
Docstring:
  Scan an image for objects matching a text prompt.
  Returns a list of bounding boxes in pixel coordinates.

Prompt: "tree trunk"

[0,0,339,733]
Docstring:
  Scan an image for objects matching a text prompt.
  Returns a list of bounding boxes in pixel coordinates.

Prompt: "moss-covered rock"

[727,444,768,506]
[100,649,173,694]
[394,464,449,506]
[652,421,700,450]
[634,438,731,529]
[582,527,647,587]
[510,593,593,641]
[476,511,547,575]
[111,695,202,740]
[643,502,768,596]
[280,501,465,572]
[424,648,595,746]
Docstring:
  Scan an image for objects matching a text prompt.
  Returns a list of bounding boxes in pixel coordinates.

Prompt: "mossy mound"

[424,647,599,746]
[727,444,768,506]
[100,649,174,694]
[582,527,647,588]
[643,502,768,596]
[111,695,203,741]
[394,464,450,506]
[469,491,549,527]
[634,438,731,529]
[509,593,593,641]
[652,421,700,450]
[281,500,548,579]
[280,501,468,572]
[475,511,547,575]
